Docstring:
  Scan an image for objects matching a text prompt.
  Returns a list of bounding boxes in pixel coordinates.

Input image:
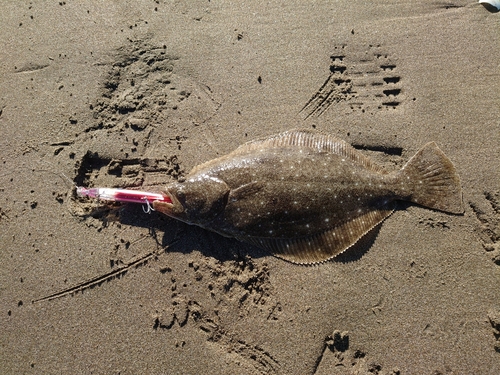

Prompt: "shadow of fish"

[154,130,463,264]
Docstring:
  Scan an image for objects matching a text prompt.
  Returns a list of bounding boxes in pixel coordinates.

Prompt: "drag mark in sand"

[32,249,157,303]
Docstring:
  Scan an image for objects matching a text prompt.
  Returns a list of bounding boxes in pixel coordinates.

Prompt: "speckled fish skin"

[153,130,463,264]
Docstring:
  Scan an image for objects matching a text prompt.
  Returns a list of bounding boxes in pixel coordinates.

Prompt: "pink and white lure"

[76,187,171,207]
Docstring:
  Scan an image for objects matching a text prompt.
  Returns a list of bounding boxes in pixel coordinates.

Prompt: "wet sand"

[1,1,499,374]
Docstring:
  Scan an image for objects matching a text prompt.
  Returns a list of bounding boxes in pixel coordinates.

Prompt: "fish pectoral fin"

[229,181,264,201]
[245,207,394,264]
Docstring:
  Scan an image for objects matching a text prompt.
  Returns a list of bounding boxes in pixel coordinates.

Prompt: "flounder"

[153,130,463,264]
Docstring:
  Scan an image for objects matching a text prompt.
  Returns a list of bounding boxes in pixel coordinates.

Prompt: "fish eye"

[177,190,186,200]
[172,185,186,203]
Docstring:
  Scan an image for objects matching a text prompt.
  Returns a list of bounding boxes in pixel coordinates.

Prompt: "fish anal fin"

[245,206,394,265]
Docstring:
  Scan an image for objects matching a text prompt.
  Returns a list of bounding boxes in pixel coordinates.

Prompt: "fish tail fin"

[398,142,464,214]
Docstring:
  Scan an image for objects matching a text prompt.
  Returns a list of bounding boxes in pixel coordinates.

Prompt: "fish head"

[153,176,230,225]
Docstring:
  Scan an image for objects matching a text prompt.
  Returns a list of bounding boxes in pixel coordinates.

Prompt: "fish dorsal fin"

[243,206,394,264]
[234,129,387,174]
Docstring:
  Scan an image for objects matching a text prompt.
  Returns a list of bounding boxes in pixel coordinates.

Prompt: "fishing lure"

[76,186,172,213]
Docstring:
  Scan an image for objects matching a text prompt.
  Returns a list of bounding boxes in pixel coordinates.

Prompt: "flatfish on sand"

[153,130,463,264]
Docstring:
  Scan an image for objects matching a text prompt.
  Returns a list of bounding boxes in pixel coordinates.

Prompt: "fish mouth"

[152,189,188,219]
[152,191,174,213]
[159,190,173,205]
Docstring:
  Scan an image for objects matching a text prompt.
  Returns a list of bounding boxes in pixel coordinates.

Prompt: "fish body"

[153,130,463,264]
